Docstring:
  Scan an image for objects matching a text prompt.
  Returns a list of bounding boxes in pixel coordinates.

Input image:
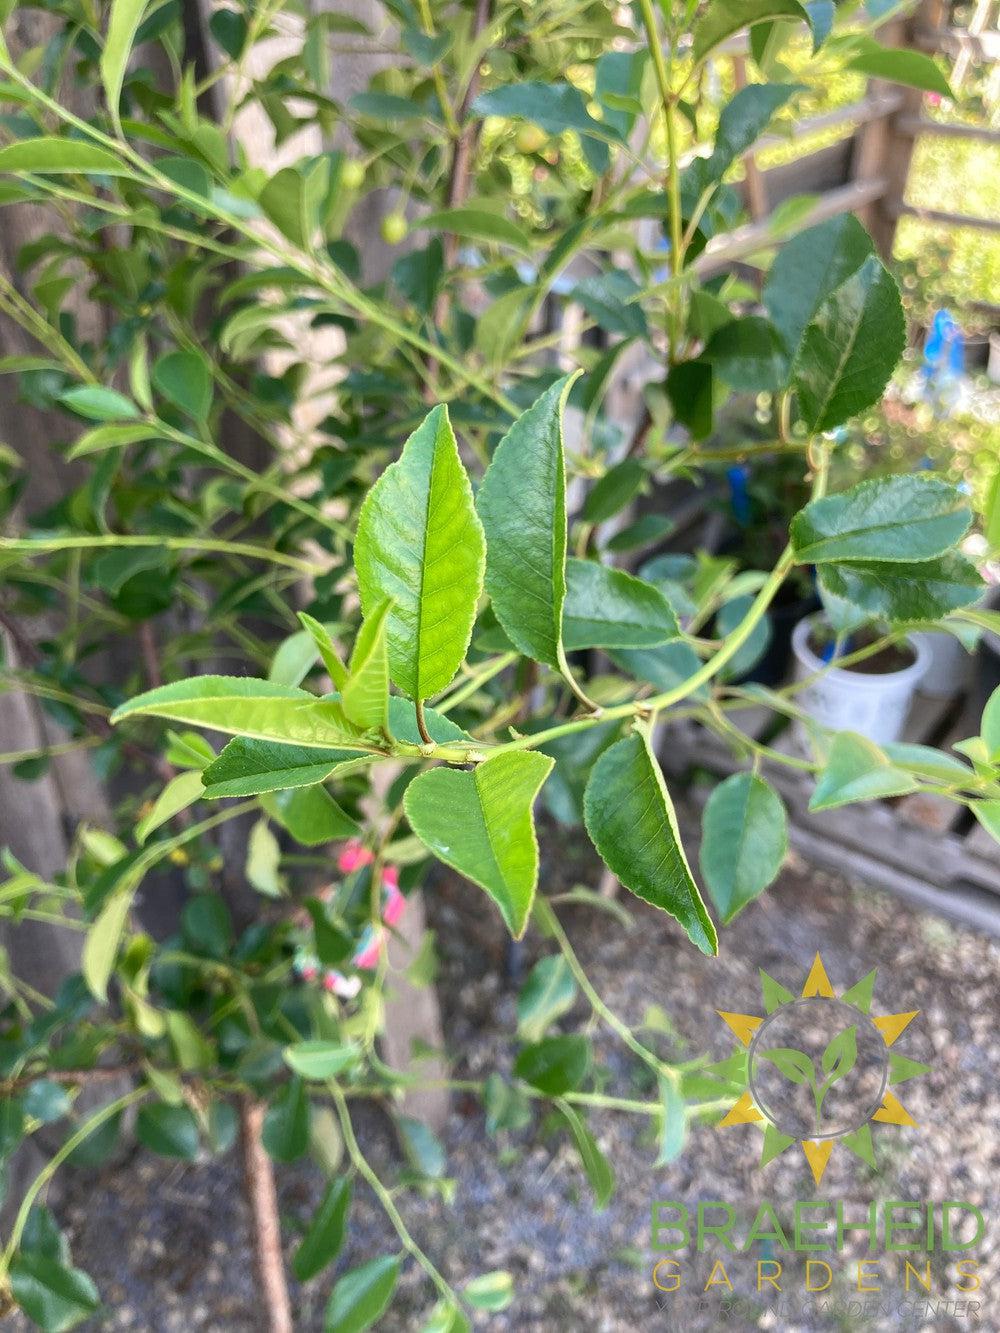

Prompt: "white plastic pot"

[908,629,970,698]
[791,615,930,745]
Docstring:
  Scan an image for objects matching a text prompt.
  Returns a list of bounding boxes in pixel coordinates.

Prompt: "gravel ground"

[25,830,1000,1332]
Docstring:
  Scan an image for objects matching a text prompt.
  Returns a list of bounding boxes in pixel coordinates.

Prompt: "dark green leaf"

[666,359,713,439]
[562,560,680,649]
[10,1254,99,1333]
[817,553,983,625]
[152,349,213,421]
[791,476,971,564]
[136,1103,200,1160]
[420,208,530,253]
[704,316,789,393]
[692,0,808,65]
[581,459,645,524]
[559,1102,614,1209]
[571,271,648,338]
[583,732,717,954]
[699,773,787,923]
[201,738,359,799]
[517,956,577,1042]
[293,1178,351,1282]
[263,1078,309,1162]
[262,785,358,845]
[325,1255,399,1333]
[514,1034,590,1095]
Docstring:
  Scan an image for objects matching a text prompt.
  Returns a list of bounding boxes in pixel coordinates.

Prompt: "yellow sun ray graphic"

[713,954,928,1186]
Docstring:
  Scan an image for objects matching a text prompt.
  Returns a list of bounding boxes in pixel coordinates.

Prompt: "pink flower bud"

[382,881,405,927]
[337,840,374,873]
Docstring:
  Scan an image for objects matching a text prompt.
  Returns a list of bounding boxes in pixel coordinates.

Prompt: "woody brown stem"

[239,1096,293,1333]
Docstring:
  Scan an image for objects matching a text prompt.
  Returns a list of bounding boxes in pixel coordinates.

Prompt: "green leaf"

[581,459,645,524]
[101,0,148,128]
[821,1025,857,1082]
[583,732,717,955]
[971,800,1000,846]
[342,599,391,731]
[699,773,787,924]
[562,560,680,650]
[791,476,971,564]
[355,404,484,701]
[817,554,984,625]
[477,376,576,668]
[571,271,648,338]
[809,732,918,811]
[325,1256,399,1333]
[463,1271,514,1313]
[152,349,213,421]
[702,83,801,182]
[656,1077,687,1165]
[704,315,789,393]
[165,1011,212,1072]
[794,254,905,431]
[692,0,808,65]
[845,43,951,97]
[10,1254,99,1333]
[982,684,1000,759]
[293,1178,351,1282]
[23,1081,71,1125]
[201,738,358,798]
[262,785,359,845]
[66,422,159,459]
[517,955,577,1043]
[420,207,531,253]
[472,82,618,143]
[764,214,874,368]
[298,613,349,689]
[245,818,284,897]
[404,750,554,938]
[58,385,139,421]
[269,629,324,687]
[606,514,674,553]
[136,1102,199,1159]
[559,1102,614,1210]
[610,642,706,697]
[0,138,134,176]
[263,1077,309,1162]
[665,359,713,439]
[514,1034,590,1095]
[135,769,204,844]
[209,8,248,58]
[111,677,368,750]
[759,1047,814,1085]
[283,1042,359,1080]
[398,1115,446,1178]
[82,890,131,1001]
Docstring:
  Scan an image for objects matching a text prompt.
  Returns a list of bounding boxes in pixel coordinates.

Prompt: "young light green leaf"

[325,1255,399,1333]
[971,800,1000,846]
[58,385,139,421]
[558,1102,615,1210]
[477,375,577,669]
[759,1047,814,1085]
[809,732,918,811]
[791,476,971,564]
[583,731,717,955]
[821,1025,857,1082]
[110,677,369,750]
[201,738,361,798]
[298,612,348,689]
[0,138,134,176]
[83,891,132,1001]
[982,685,1000,760]
[293,1178,351,1282]
[562,560,680,650]
[283,1042,359,1080]
[342,598,391,731]
[246,818,284,897]
[517,955,577,1043]
[404,750,554,938]
[463,1271,514,1313]
[66,422,159,459]
[135,769,204,844]
[101,0,149,129]
[355,404,484,701]
[657,1077,687,1165]
[699,773,788,924]
[794,254,905,431]
[692,0,808,66]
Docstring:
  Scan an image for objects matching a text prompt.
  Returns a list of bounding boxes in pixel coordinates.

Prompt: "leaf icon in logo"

[821,1025,857,1087]
[759,1047,815,1087]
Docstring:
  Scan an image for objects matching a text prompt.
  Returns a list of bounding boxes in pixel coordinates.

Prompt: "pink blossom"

[927,92,942,106]
[337,840,374,873]
[353,931,384,970]
[382,880,405,927]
